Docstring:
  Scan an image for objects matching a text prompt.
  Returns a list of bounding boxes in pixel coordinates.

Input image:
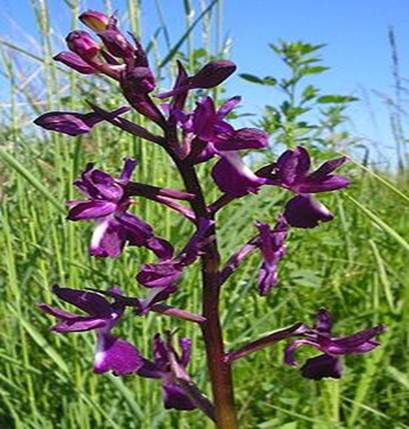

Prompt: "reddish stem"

[173,157,239,428]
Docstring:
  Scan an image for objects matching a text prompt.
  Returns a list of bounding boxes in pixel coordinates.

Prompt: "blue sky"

[2,0,408,165]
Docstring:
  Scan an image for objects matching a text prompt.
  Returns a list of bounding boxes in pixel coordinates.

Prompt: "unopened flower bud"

[157,60,237,100]
[79,10,109,32]
[189,60,236,89]
[122,67,155,94]
[53,52,97,74]
[98,30,135,59]
[34,111,101,136]
[66,31,100,60]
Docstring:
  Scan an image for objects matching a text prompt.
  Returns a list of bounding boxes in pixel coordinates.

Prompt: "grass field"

[1,1,408,428]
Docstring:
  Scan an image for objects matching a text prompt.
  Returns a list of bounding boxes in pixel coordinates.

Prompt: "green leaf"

[262,76,277,86]
[317,95,358,104]
[302,84,319,101]
[299,65,330,76]
[239,73,265,84]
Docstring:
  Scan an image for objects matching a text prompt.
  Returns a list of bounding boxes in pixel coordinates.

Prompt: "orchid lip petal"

[212,154,267,196]
[284,195,333,229]
[93,334,143,375]
[301,354,343,380]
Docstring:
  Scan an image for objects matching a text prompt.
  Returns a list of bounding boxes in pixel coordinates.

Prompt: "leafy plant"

[240,41,358,151]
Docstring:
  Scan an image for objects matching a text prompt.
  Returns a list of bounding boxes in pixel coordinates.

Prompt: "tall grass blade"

[159,0,218,69]
[0,148,65,213]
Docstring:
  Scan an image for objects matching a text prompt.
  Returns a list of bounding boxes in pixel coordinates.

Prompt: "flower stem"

[173,157,238,428]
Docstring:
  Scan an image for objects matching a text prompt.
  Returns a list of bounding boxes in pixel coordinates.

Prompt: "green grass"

[1,1,408,428]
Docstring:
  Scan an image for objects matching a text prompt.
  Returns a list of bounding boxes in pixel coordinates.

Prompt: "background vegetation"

[0,1,408,428]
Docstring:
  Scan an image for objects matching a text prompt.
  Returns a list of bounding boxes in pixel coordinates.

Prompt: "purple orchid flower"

[138,333,196,411]
[284,309,386,380]
[259,146,350,228]
[176,96,269,196]
[38,285,142,375]
[67,159,172,258]
[34,106,129,136]
[136,219,213,311]
[255,216,288,296]
[268,146,350,193]
[178,96,267,156]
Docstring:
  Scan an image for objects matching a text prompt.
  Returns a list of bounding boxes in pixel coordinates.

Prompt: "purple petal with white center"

[284,195,333,228]
[93,334,143,375]
[161,382,196,410]
[301,354,343,380]
[90,218,125,258]
[67,200,117,220]
[212,153,267,196]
